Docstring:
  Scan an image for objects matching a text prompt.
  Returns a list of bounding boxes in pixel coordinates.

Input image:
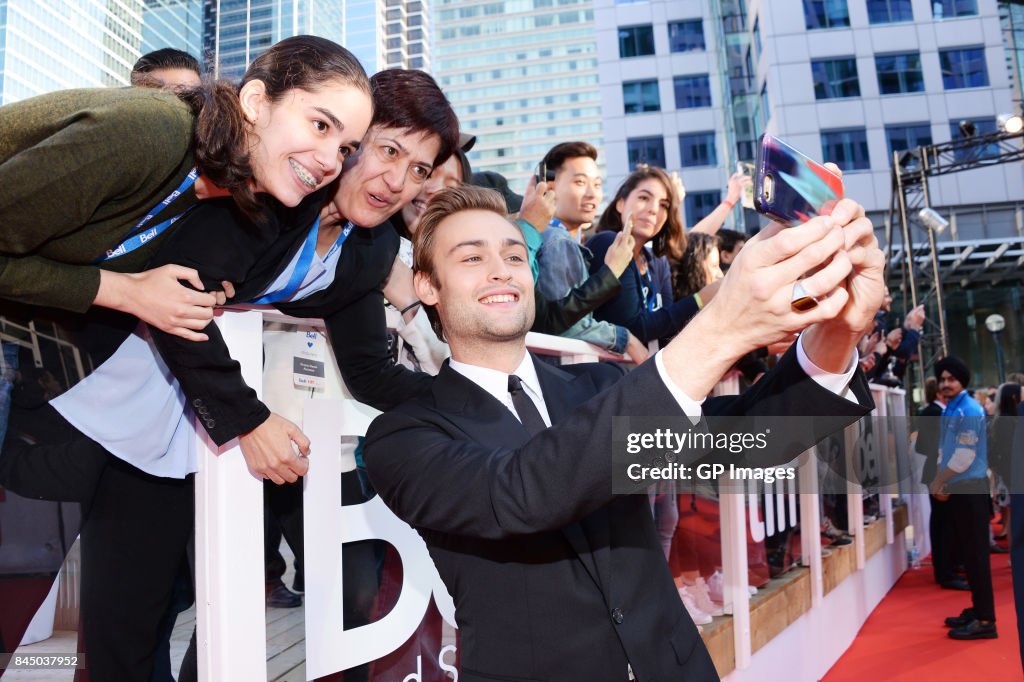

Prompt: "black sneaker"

[948,619,997,640]
[940,578,970,591]
[266,581,302,609]
[944,608,975,628]
[292,573,304,594]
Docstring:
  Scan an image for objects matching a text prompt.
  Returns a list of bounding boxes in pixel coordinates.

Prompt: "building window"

[673,74,712,108]
[753,17,762,58]
[618,25,655,58]
[679,132,717,167]
[949,117,999,160]
[803,0,850,29]
[875,53,924,94]
[668,19,704,52]
[932,0,978,19]
[623,80,660,114]
[867,0,913,23]
[410,56,425,69]
[885,124,933,159]
[686,191,722,223]
[940,47,989,89]
[811,58,860,99]
[626,136,666,168]
[821,128,870,170]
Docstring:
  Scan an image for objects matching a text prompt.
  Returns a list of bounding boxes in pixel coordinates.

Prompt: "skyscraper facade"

[598,0,1023,230]
[0,0,201,105]
[433,0,603,190]
[595,0,749,227]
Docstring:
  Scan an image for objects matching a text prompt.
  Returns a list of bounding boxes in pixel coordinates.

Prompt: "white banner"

[302,399,457,679]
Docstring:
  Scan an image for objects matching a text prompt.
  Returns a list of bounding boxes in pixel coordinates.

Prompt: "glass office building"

[0,0,201,104]
[433,0,603,189]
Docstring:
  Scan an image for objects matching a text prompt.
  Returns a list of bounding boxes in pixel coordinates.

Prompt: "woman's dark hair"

[596,165,683,259]
[997,382,1022,417]
[180,35,370,219]
[369,69,460,169]
[674,232,720,298]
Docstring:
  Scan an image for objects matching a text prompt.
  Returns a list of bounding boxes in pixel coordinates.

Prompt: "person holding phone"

[588,166,718,347]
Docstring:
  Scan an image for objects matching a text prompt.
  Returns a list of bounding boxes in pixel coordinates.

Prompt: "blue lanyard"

[249,219,354,304]
[640,267,656,312]
[98,167,199,262]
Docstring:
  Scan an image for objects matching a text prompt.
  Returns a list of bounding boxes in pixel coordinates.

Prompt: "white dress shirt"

[450,333,857,427]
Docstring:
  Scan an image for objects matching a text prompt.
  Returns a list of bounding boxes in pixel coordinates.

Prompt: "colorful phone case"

[754,134,844,227]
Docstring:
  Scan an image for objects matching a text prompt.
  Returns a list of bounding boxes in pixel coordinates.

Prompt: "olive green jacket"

[0,88,199,312]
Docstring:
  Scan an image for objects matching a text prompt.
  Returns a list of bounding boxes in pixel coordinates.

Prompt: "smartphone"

[754,134,843,227]
[534,161,555,184]
[736,161,755,209]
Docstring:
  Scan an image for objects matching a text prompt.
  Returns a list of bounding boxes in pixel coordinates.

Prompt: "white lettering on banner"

[401,649,459,682]
[747,477,798,543]
[302,399,457,679]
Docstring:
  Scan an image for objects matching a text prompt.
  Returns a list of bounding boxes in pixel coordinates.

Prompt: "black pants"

[264,478,303,586]
[930,494,960,584]
[0,408,193,682]
[948,490,995,622]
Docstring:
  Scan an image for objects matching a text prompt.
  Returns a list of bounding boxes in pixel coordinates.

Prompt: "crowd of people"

[0,36,928,682]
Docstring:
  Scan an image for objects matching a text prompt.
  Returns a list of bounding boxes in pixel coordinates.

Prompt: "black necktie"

[508,374,547,436]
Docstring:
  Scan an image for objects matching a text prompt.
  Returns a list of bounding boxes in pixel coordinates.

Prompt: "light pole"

[985,314,1007,384]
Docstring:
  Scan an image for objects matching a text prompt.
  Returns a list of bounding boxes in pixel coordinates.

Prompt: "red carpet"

[824,547,1019,681]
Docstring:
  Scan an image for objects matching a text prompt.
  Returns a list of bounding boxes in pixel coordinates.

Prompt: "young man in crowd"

[716,228,746,273]
[930,357,998,640]
[365,183,883,680]
[130,48,202,91]
[534,142,647,361]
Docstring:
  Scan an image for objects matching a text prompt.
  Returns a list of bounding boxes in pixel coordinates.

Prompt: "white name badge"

[293,329,328,389]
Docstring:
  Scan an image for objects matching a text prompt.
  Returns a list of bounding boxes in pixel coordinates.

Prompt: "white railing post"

[798,450,824,606]
[195,309,268,682]
[720,489,751,668]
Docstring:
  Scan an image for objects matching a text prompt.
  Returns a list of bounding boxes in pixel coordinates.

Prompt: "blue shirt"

[939,390,988,483]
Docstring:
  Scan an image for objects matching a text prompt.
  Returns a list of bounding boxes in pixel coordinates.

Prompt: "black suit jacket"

[364,348,873,681]
[136,195,433,444]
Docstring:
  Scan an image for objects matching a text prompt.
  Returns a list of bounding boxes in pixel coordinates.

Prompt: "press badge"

[293,329,327,389]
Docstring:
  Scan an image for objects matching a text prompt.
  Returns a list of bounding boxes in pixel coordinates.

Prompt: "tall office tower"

[202,0,344,80]
[0,0,200,104]
[747,0,1022,226]
[595,0,751,228]
[201,0,425,81]
[1001,0,1024,103]
[142,0,204,58]
[434,0,603,191]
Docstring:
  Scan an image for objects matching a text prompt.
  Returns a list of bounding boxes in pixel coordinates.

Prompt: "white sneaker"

[678,586,713,625]
[686,578,724,616]
[707,570,724,603]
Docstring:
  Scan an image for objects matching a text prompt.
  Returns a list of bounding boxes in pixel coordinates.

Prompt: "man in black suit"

[364,184,884,680]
